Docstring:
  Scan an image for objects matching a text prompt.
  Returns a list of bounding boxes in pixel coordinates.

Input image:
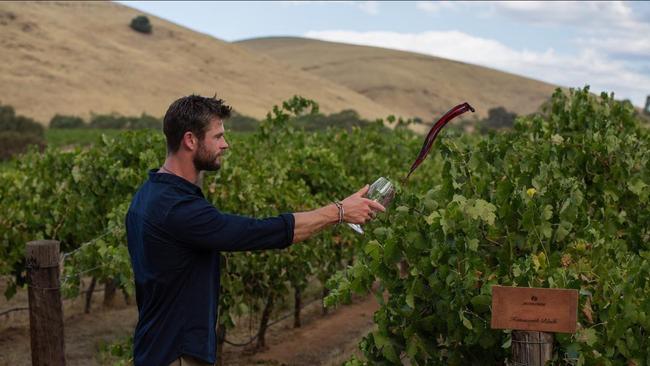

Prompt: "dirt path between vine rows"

[0,282,379,366]
[247,295,379,366]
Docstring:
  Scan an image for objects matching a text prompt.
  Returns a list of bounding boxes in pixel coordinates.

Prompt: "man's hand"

[341,185,386,224]
[291,185,386,243]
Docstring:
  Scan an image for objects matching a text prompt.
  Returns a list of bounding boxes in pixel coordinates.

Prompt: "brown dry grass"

[238,37,559,121]
[1,2,559,129]
[0,2,393,125]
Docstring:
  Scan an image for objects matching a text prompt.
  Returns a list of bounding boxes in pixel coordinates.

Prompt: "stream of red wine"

[405,102,475,181]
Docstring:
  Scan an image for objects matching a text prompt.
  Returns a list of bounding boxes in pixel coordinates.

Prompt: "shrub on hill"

[90,113,129,129]
[476,106,518,134]
[226,111,260,132]
[292,109,372,131]
[225,109,377,132]
[0,103,44,136]
[89,113,161,130]
[0,103,45,160]
[130,15,152,34]
[50,114,86,129]
[128,113,160,129]
[0,131,45,161]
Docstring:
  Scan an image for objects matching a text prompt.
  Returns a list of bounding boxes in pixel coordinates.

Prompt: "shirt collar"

[148,168,204,197]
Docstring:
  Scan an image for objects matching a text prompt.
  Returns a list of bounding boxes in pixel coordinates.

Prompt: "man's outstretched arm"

[292,185,385,243]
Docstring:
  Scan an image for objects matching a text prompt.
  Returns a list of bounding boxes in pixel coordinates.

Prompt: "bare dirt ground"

[247,295,377,366]
[0,282,378,366]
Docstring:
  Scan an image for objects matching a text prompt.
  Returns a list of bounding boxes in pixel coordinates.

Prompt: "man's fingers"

[356,184,369,197]
[367,200,386,212]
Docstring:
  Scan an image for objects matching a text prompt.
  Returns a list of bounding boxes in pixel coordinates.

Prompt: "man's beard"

[193,142,221,172]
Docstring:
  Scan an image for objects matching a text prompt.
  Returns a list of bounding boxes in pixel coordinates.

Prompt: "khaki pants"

[168,355,213,366]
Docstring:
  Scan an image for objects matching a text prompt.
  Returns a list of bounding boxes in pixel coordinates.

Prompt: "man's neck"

[160,156,200,185]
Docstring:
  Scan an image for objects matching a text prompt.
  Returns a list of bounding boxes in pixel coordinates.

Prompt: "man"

[126,95,385,366]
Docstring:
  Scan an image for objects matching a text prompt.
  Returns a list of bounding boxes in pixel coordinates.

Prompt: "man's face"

[193,118,229,172]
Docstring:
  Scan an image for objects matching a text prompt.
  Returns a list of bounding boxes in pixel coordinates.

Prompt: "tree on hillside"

[0,103,43,136]
[485,106,517,129]
[0,102,45,160]
[50,114,86,129]
[130,15,152,34]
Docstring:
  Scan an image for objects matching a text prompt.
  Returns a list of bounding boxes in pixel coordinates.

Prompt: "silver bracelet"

[333,201,344,224]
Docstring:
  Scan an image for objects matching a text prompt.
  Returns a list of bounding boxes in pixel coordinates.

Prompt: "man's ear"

[182,132,198,151]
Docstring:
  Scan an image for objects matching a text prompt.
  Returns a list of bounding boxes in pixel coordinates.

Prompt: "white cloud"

[488,1,635,28]
[416,2,650,59]
[483,2,650,60]
[280,1,380,15]
[415,1,456,13]
[358,1,379,15]
[575,36,650,58]
[304,29,650,107]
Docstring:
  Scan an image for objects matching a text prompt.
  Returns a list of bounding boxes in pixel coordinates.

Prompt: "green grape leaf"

[460,311,473,330]
[364,240,382,261]
[467,238,479,252]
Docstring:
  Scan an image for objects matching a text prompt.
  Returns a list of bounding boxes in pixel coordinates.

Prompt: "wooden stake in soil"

[256,294,275,349]
[26,240,65,366]
[103,278,117,307]
[294,286,302,328]
[511,331,553,366]
[321,287,329,315]
[84,276,97,314]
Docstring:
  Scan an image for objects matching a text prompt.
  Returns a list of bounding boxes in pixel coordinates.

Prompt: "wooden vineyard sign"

[491,286,579,333]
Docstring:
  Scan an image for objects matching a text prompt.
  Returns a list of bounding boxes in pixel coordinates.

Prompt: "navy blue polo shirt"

[126,169,294,366]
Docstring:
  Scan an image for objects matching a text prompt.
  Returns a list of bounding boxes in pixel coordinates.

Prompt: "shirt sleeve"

[166,196,294,251]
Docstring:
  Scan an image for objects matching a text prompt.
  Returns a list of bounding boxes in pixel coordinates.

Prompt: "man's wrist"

[326,203,340,225]
[333,201,345,225]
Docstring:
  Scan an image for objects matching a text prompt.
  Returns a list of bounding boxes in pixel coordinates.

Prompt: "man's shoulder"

[129,180,201,222]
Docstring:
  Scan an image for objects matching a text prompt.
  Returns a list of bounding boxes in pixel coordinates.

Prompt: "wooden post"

[103,278,117,308]
[321,287,329,315]
[84,277,97,314]
[26,240,65,366]
[293,286,302,328]
[511,331,553,366]
[256,293,274,349]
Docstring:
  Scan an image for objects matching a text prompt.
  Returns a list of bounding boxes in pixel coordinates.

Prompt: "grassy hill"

[1,2,562,128]
[0,2,393,124]
[237,37,559,122]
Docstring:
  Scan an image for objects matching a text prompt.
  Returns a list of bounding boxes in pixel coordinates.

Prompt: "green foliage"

[326,87,650,365]
[49,114,85,129]
[129,15,152,34]
[2,87,648,365]
[89,113,128,129]
[226,107,379,133]
[0,130,164,298]
[0,103,45,160]
[225,111,259,132]
[291,109,372,131]
[129,113,160,129]
[479,106,518,132]
[45,128,123,148]
[89,112,160,130]
[98,335,133,366]
[0,132,45,161]
[0,103,43,136]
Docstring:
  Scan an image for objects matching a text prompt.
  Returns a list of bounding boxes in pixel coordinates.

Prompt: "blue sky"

[119,1,650,107]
